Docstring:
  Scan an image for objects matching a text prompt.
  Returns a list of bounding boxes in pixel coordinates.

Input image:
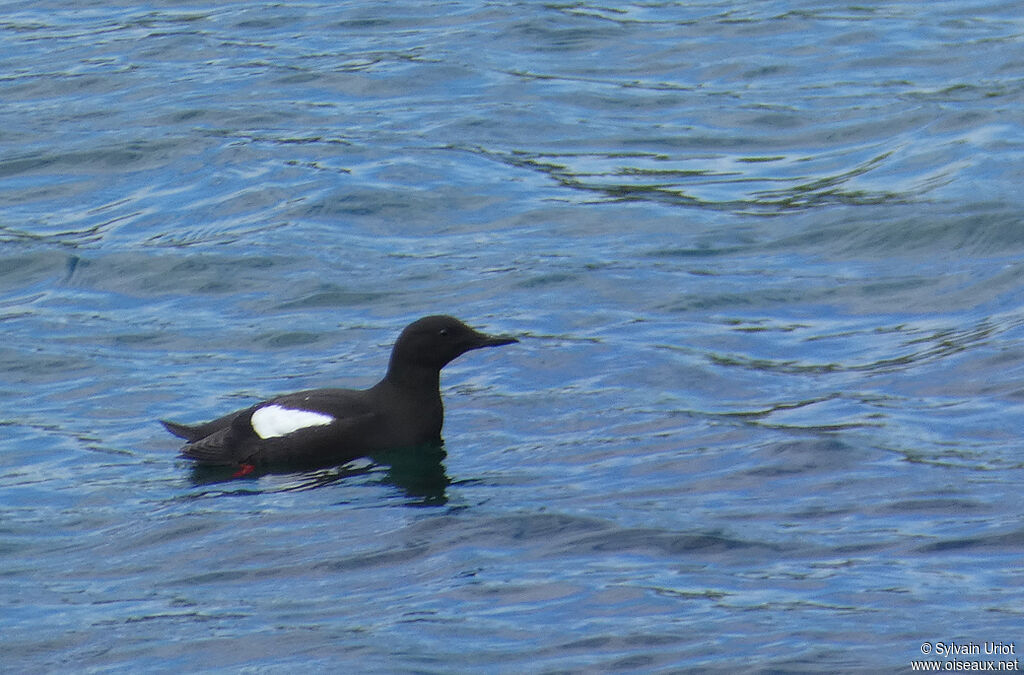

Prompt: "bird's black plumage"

[161,315,517,470]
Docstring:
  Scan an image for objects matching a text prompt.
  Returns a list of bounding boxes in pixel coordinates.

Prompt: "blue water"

[3,1,1023,672]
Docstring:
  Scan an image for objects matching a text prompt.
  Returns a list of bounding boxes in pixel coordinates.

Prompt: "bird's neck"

[381,363,441,393]
[374,363,445,445]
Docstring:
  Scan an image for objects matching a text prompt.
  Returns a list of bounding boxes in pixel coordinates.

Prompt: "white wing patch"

[250,405,334,439]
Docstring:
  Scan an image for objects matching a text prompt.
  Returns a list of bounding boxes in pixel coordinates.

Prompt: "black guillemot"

[161,315,517,475]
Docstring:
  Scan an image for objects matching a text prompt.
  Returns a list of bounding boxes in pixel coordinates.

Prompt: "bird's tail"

[160,419,203,442]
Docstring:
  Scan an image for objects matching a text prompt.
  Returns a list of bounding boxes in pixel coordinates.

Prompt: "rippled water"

[2,1,1023,672]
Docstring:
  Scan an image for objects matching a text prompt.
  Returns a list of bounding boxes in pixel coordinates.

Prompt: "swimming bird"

[161,315,517,474]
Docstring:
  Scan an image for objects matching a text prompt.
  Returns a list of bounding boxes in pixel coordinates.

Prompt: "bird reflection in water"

[186,442,450,506]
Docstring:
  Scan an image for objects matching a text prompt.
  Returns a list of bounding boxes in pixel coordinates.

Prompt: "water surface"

[2,1,1023,672]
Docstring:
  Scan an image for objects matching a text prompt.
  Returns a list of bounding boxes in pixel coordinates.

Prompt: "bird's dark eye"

[439,328,449,337]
